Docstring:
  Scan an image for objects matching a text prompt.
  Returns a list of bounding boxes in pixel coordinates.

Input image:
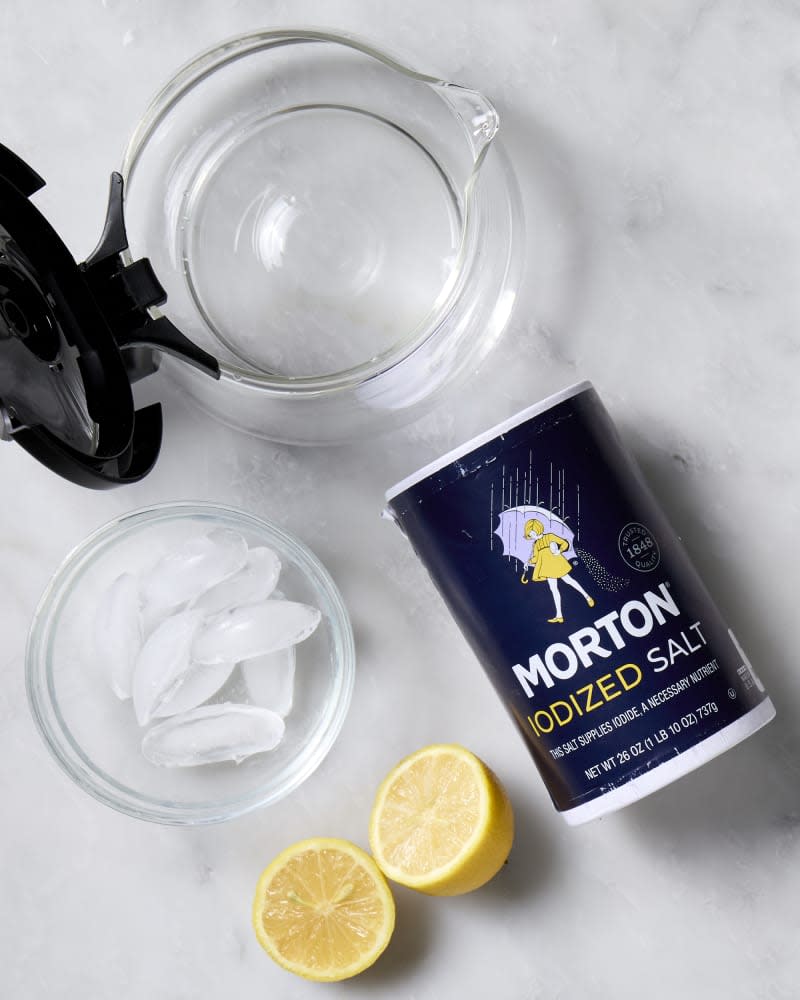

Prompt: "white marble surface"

[2,2,800,997]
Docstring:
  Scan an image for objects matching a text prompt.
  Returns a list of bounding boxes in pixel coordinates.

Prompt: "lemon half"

[369,743,514,896]
[252,837,395,982]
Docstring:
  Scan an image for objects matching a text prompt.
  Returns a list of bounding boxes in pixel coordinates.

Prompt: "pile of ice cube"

[93,528,321,767]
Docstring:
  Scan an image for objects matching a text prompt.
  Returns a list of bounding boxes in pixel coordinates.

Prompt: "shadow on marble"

[629,435,794,715]
[342,783,557,989]
[617,438,800,843]
[458,775,560,910]
[343,882,438,990]
[621,724,800,842]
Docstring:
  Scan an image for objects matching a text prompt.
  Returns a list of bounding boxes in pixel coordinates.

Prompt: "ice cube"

[141,529,248,621]
[192,600,321,666]
[241,646,296,717]
[94,572,142,700]
[140,601,170,639]
[141,703,285,766]
[192,547,281,615]
[132,610,205,726]
[151,659,236,719]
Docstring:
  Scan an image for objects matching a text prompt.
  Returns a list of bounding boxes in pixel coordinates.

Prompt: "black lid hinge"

[81,173,220,380]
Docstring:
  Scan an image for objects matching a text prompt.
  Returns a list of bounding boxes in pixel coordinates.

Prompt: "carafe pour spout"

[434,84,500,166]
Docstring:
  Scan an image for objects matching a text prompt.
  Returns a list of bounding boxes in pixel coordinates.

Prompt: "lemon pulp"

[252,837,395,982]
[369,743,514,896]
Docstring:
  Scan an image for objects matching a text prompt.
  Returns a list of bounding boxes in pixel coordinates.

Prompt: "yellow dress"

[529,533,572,581]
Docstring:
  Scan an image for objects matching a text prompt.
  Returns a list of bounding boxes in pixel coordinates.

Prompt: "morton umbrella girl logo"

[494,505,595,624]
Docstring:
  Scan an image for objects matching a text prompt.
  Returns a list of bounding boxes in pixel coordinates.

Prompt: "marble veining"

[1,2,799,998]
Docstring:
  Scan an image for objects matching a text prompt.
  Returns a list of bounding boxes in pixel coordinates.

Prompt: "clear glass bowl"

[121,30,524,443]
[26,503,355,825]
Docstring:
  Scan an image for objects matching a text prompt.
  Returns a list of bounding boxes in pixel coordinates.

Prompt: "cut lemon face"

[369,743,514,896]
[252,838,395,982]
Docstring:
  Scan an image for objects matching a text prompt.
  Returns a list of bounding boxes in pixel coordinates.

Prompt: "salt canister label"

[386,382,775,824]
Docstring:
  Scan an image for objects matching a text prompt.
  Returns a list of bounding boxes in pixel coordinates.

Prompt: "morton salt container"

[385,382,775,824]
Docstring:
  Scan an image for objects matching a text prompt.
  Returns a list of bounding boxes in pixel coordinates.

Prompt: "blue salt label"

[386,383,774,823]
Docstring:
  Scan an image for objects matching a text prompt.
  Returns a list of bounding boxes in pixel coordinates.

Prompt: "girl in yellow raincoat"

[523,518,594,623]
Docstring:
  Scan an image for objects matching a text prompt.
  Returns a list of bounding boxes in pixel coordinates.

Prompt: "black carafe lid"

[0,143,219,488]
